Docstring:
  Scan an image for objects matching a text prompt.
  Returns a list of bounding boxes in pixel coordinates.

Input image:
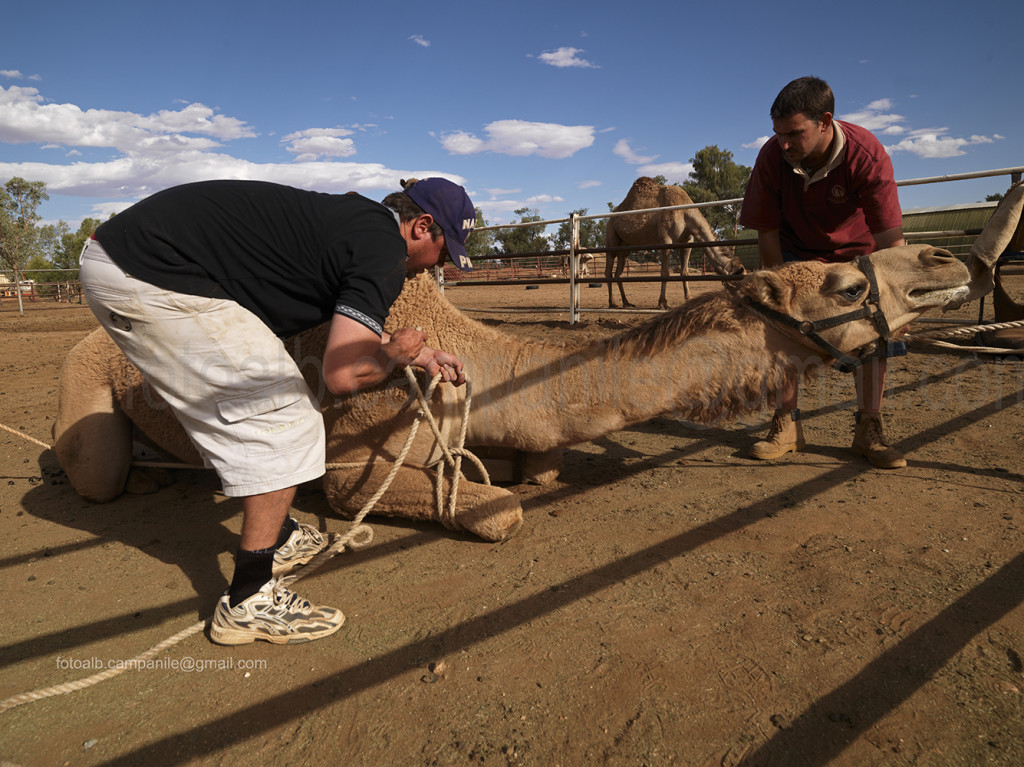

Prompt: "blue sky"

[2,0,1021,233]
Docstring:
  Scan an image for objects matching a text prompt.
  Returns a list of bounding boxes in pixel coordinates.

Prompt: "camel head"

[740,245,969,369]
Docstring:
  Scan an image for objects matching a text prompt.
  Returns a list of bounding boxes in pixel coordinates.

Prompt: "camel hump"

[618,176,693,211]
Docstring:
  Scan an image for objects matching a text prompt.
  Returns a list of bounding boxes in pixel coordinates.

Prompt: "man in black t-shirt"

[79,178,476,645]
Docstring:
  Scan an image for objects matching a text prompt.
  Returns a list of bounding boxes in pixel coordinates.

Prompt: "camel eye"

[840,283,866,301]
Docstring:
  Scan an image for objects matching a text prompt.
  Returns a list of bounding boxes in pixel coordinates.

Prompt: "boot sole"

[852,445,906,469]
[750,441,806,460]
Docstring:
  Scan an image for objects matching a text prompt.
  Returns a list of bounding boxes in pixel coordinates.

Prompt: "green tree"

[550,208,604,252]
[465,207,495,261]
[0,177,49,272]
[680,145,751,238]
[57,217,102,269]
[495,207,549,255]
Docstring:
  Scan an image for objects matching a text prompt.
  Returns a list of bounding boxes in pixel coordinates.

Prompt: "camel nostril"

[918,249,956,267]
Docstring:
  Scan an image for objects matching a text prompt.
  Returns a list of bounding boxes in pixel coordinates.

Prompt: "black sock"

[228,547,276,608]
[275,516,298,549]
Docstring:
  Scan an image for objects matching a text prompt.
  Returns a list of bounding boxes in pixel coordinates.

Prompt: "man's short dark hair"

[381,187,443,240]
[770,76,835,123]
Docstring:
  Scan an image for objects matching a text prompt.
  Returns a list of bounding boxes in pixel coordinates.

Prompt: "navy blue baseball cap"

[403,178,476,271]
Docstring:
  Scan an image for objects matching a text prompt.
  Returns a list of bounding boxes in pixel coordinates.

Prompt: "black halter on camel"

[745,255,893,374]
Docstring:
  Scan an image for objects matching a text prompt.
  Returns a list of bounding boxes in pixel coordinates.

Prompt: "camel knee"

[54,412,134,502]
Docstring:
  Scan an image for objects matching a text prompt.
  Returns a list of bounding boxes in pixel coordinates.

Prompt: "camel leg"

[323,463,524,542]
[680,245,693,302]
[615,255,634,307]
[659,252,672,310]
[605,231,633,308]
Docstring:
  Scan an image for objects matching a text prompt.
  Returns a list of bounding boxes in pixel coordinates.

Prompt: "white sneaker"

[272,520,331,577]
[209,579,344,645]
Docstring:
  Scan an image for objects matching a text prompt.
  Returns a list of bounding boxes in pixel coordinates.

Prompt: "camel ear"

[740,270,794,313]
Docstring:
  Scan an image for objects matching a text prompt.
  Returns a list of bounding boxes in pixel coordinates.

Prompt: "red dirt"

[1,276,1022,766]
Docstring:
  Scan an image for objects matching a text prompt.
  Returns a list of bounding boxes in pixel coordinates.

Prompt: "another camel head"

[958,179,1024,305]
[740,245,969,359]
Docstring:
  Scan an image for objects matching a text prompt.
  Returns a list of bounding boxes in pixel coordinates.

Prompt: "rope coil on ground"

[1,365,472,714]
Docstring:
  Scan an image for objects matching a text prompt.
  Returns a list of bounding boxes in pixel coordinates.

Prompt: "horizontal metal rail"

[445,165,1021,325]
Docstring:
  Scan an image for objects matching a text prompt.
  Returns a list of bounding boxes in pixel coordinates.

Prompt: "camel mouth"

[908,284,969,308]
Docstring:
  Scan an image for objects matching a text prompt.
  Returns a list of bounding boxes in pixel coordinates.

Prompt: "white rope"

[904,318,1024,355]
[905,317,1024,341]
[0,422,52,450]
[1,365,475,713]
[0,420,206,471]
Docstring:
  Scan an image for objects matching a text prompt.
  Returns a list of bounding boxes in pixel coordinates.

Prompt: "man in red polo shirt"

[740,76,907,469]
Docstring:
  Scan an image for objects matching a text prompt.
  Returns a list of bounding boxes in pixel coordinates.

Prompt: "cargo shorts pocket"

[83,283,139,311]
[215,381,320,457]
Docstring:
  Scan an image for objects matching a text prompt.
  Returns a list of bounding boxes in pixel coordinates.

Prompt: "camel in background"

[559,252,595,278]
[605,177,744,309]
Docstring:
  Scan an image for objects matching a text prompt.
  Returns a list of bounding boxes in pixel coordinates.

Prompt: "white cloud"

[612,138,656,165]
[0,153,466,203]
[441,120,595,159]
[0,85,466,206]
[524,194,564,204]
[0,69,39,81]
[409,34,430,48]
[886,129,1002,159]
[475,199,530,223]
[536,47,598,69]
[741,96,1003,161]
[482,187,522,197]
[0,86,254,154]
[636,162,694,185]
[578,179,602,189]
[838,100,906,134]
[282,128,357,161]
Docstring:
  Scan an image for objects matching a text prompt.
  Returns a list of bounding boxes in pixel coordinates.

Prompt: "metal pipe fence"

[443,165,1024,324]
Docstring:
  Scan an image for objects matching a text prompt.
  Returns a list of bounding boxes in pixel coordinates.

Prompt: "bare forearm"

[758,230,784,269]
[873,226,906,250]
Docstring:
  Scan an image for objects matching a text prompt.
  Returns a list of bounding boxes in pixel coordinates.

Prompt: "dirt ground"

[1,275,1022,767]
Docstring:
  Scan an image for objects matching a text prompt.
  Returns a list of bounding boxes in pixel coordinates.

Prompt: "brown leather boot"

[851,411,906,469]
[751,409,805,460]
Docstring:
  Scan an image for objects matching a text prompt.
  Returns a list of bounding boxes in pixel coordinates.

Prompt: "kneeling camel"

[54,244,971,542]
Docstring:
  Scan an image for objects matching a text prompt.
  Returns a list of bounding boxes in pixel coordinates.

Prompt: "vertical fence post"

[569,212,580,325]
[14,266,25,315]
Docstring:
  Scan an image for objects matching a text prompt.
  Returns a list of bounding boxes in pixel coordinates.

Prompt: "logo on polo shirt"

[829,185,848,204]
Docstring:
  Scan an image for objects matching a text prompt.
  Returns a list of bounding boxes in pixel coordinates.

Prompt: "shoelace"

[271,582,310,612]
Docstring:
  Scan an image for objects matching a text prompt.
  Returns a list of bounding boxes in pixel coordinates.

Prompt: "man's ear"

[411,214,434,240]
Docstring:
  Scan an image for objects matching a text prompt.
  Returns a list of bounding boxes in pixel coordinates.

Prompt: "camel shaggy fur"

[606,177,744,309]
[55,245,969,542]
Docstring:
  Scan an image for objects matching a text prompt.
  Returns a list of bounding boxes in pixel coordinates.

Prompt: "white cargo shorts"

[79,238,326,497]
